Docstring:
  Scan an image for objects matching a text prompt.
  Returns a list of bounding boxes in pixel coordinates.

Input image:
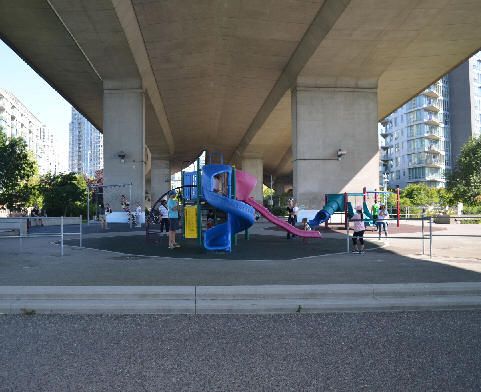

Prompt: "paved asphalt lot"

[1,311,480,391]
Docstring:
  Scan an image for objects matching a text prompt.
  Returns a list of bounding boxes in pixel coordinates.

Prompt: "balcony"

[380,145,389,151]
[424,113,441,126]
[424,157,443,167]
[424,130,441,140]
[422,85,441,98]
[380,154,391,162]
[380,130,391,138]
[424,145,442,154]
[423,98,442,112]
[380,118,391,126]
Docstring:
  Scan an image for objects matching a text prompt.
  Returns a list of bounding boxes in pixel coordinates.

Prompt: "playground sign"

[184,206,198,238]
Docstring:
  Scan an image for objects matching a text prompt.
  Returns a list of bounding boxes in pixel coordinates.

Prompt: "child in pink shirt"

[351,205,365,254]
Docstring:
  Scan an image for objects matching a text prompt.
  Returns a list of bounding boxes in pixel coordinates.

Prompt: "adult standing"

[158,199,170,235]
[99,203,107,230]
[371,200,380,225]
[286,199,298,239]
[135,202,142,228]
[167,190,181,249]
[31,205,43,226]
[104,203,112,230]
[377,203,389,239]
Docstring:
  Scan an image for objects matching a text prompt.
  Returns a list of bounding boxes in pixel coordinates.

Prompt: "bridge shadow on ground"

[10,233,474,286]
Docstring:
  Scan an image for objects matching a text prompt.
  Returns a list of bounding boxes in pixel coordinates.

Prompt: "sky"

[0,39,71,159]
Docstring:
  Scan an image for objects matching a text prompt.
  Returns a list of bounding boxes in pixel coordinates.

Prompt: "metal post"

[346,215,350,253]
[87,187,90,225]
[344,192,348,230]
[396,186,400,227]
[363,186,367,203]
[421,216,424,255]
[61,216,64,257]
[181,170,185,239]
[196,158,202,247]
[374,188,378,203]
[232,166,237,247]
[429,217,432,259]
[79,215,82,247]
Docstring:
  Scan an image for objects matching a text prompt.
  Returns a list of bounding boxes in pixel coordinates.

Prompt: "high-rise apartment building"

[379,77,451,189]
[379,51,481,189]
[0,88,61,174]
[449,51,481,162]
[69,107,103,177]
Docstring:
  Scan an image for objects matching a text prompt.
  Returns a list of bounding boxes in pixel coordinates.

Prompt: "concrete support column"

[273,176,291,196]
[241,157,263,203]
[103,80,145,211]
[150,157,171,204]
[292,86,379,209]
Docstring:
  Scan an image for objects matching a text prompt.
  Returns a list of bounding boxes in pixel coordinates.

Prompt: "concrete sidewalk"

[1,220,481,313]
[1,283,481,314]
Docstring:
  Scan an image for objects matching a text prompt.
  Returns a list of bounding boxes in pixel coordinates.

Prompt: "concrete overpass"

[1,0,481,209]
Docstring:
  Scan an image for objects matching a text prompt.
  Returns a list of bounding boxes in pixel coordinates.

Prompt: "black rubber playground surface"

[66,234,379,260]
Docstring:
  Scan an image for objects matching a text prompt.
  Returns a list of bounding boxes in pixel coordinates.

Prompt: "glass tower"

[68,107,103,177]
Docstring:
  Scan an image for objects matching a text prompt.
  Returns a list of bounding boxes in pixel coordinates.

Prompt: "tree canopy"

[447,136,481,205]
[40,172,87,216]
[0,129,37,211]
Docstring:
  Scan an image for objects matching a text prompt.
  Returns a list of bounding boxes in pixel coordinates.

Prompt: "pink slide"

[235,169,321,239]
[244,198,322,239]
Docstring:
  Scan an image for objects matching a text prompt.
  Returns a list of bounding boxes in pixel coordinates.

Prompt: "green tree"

[400,184,439,206]
[41,173,87,216]
[447,136,481,205]
[263,185,274,200]
[0,129,37,211]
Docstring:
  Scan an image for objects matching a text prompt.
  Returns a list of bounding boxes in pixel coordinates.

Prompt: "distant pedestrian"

[167,190,181,249]
[371,200,380,225]
[120,195,130,211]
[377,203,389,239]
[351,205,365,254]
[286,199,298,239]
[99,203,107,229]
[135,202,142,228]
[158,199,170,234]
[301,217,311,244]
[104,203,112,230]
[30,205,43,226]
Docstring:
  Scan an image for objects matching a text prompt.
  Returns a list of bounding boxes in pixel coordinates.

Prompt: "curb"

[1,283,481,314]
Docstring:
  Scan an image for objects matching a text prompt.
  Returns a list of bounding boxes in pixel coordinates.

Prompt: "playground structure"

[309,187,400,229]
[146,153,321,252]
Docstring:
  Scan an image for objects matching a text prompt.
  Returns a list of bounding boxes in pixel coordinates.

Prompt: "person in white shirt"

[135,202,142,228]
[158,199,170,234]
[377,203,389,239]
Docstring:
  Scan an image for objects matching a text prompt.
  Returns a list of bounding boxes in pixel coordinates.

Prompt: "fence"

[345,216,481,258]
[0,216,83,257]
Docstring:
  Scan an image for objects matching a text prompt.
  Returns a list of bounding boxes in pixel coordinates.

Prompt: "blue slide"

[309,194,345,226]
[202,164,255,252]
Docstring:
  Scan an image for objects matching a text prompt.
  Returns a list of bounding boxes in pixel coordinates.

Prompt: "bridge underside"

[1,0,480,207]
